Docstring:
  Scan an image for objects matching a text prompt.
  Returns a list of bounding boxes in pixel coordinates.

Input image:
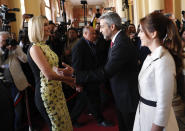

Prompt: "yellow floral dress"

[30,42,73,131]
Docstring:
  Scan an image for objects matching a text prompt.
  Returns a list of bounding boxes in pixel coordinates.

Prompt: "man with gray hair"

[0,31,30,130]
[0,31,29,92]
[72,26,114,127]
[73,12,139,131]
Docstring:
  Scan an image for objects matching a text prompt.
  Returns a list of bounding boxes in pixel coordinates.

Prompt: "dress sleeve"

[153,55,176,126]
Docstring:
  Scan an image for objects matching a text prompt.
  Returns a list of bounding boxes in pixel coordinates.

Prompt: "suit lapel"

[107,31,123,60]
[83,38,95,57]
[83,39,98,64]
[138,56,153,80]
[108,47,112,60]
[112,31,122,49]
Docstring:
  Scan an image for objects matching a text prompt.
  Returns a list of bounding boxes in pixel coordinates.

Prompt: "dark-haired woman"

[133,12,183,131]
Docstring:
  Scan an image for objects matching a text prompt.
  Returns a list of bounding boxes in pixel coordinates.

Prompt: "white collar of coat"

[149,46,165,61]
[139,46,165,80]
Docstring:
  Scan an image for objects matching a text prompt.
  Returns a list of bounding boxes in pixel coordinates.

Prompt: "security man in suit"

[72,26,113,127]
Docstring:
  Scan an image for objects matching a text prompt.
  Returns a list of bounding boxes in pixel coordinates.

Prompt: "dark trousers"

[0,80,14,131]
[11,84,29,131]
[67,87,104,123]
[69,92,87,122]
[117,109,136,131]
[84,86,104,123]
[63,85,87,123]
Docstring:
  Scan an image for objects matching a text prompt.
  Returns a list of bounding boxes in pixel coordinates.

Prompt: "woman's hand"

[53,66,62,76]
[151,124,163,131]
[62,62,74,76]
[53,66,75,88]
[53,65,73,77]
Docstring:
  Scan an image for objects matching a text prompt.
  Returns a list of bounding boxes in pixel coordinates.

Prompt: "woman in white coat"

[133,12,183,131]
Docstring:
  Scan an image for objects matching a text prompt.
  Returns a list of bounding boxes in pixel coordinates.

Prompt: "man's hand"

[63,78,76,88]
[6,45,17,51]
[76,86,83,92]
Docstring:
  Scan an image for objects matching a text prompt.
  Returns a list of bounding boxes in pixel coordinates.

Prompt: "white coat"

[133,46,179,131]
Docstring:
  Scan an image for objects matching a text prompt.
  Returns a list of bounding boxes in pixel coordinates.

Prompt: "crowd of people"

[0,9,184,131]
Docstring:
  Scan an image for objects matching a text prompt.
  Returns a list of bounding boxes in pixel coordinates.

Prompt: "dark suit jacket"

[72,37,101,87]
[74,31,139,113]
[95,33,110,66]
[105,31,139,113]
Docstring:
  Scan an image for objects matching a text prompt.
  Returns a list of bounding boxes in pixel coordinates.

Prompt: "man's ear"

[83,31,87,38]
[110,24,116,31]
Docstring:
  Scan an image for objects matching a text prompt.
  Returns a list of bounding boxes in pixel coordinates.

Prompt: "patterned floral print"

[34,42,73,131]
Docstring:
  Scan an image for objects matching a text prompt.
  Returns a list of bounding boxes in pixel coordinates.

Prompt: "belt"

[140,96,157,107]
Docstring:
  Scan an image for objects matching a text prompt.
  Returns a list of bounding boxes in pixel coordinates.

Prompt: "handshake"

[53,63,83,92]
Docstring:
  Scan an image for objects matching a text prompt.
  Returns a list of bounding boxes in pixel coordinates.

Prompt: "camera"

[182,11,185,28]
[1,37,18,51]
[182,11,185,15]
[54,22,68,46]
[0,4,20,24]
[104,7,112,11]
[22,14,34,28]
[55,17,71,45]
[6,38,18,47]
[81,0,87,4]
[0,38,18,61]
[0,5,19,31]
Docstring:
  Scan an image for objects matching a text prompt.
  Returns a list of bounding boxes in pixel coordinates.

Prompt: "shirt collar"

[112,30,121,43]
[83,37,95,46]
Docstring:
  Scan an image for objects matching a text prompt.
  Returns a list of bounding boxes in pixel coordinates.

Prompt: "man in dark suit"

[73,12,139,131]
[72,26,113,127]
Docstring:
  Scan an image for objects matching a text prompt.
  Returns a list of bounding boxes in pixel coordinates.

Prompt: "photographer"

[128,24,139,46]
[19,14,33,53]
[0,31,30,130]
[18,28,30,53]
[127,24,150,69]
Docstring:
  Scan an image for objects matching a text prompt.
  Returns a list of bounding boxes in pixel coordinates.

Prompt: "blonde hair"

[28,16,47,43]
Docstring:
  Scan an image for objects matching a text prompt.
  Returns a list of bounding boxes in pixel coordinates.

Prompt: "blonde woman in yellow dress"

[27,16,74,131]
